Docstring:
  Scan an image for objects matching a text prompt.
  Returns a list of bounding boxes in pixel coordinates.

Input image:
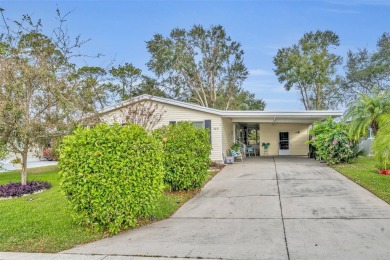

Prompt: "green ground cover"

[0,166,201,252]
[332,156,390,204]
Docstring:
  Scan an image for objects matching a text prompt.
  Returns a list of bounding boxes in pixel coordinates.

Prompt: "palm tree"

[344,90,390,141]
[372,114,390,170]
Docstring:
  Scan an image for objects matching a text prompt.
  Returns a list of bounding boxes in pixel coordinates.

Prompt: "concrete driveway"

[62,156,390,259]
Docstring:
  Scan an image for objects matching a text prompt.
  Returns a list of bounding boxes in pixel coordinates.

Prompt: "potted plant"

[231,142,241,151]
[262,142,270,150]
[372,116,390,175]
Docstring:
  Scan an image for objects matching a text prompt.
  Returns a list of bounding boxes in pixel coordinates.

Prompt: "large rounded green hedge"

[154,122,211,191]
[59,123,164,234]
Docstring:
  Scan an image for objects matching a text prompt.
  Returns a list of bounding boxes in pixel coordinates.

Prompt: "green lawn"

[331,156,390,204]
[0,166,199,253]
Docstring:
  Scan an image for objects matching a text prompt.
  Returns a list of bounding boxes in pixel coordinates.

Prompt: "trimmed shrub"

[59,123,164,234]
[309,118,355,164]
[0,181,51,198]
[154,122,211,191]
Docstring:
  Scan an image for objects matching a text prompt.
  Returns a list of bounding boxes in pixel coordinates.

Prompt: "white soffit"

[223,111,343,124]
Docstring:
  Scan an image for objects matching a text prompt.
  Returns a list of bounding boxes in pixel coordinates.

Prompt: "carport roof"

[220,110,343,124]
[101,94,343,124]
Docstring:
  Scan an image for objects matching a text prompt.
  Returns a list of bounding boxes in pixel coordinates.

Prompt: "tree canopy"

[146,25,265,110]
[107,63,142,102]
[0,9,102,184]
[341,32,390,102]
[106,63,167,102]
[273,30,342,110]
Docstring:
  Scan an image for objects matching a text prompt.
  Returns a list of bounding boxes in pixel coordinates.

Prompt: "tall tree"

[133,75,167,98]
[108,63,142,102]
[273,30,342,110]
[0,9,101,185]
[107,63,166,102]
[70,66,108,109]
[228,90,266,110]
[341,32,390,102]
[146,25,264,110]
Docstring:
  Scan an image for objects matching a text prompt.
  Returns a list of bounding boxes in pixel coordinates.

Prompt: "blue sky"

[0,0,389,110]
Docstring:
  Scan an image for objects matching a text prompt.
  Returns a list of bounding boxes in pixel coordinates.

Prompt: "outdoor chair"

[230,149,244,162]
[247,146,255,156]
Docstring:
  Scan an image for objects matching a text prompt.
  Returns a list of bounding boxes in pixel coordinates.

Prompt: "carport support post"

[233,123,236,143]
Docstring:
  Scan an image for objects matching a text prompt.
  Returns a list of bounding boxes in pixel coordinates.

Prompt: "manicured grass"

[331,156,390,204]
[0,166,206,253]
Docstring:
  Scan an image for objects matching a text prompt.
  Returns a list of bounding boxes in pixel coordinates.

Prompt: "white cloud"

[248,69,272,76]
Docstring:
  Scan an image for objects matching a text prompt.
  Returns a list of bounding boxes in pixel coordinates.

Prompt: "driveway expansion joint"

[171,217,282,220]
[201,194,278,199]
[274,156,290,260]
[63,252,223,259]
[282,194,350,198]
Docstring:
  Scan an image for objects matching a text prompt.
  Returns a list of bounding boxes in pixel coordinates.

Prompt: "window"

[247,128,260,145]
[168,120,211,143]
[192,121,205,128]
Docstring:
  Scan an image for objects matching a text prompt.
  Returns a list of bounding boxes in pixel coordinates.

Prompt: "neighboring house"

[357,128,374,156]
[100,95,343,162]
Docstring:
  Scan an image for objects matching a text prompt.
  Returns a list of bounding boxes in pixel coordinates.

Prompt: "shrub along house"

[100,95,343,162]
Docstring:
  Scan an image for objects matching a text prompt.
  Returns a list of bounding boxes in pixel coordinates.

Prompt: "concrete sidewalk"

[0,252,203,260]
[1,156,389,259]
[0,157,57,172]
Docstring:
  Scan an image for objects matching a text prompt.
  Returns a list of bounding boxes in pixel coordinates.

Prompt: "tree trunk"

[298,86,308,110]
[21,151,28,185]
[371,121,379,137]
[316,83,322,110]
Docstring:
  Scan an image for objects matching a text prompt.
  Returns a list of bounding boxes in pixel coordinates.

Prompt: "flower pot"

[378,169,390,175]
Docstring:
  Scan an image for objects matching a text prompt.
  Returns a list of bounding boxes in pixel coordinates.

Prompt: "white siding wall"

[259,123,310,156]
[101,109,127,125]
[221,118,233,156]
[102,101,224,162]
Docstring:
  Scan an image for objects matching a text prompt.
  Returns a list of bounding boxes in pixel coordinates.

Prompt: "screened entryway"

[279,132,290,155]
[233,123,260,156]
[232,122,312,157]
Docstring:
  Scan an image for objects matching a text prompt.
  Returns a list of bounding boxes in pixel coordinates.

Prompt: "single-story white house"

[100,95,343,162]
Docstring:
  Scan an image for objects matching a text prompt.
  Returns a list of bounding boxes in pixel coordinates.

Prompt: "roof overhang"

[99,94,222,116]
[100,95,343,124]
[221,111,343,124]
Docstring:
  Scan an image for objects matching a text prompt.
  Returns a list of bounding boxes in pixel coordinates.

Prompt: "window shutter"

[169,121,176,125]
[204,120,212,144]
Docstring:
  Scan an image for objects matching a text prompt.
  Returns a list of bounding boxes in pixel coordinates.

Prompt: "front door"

[279,132,290,155]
